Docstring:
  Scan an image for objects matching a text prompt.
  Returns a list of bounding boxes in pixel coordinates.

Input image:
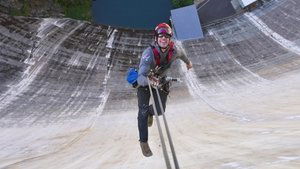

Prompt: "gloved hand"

[186,61,193,70]
[148,76,161,88]
[132,81,139,88]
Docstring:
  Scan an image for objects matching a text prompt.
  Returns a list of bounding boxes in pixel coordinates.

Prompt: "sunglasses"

[158,34,171,39]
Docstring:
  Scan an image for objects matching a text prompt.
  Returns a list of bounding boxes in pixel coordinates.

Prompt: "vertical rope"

[147,77,171,169]
[155,87,180,169]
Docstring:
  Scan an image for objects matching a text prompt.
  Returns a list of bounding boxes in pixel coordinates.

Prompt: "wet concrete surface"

[0,0,300,168]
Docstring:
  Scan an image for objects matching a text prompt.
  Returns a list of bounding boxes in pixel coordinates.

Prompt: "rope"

[154,86,180,169]
[147,77,171,169]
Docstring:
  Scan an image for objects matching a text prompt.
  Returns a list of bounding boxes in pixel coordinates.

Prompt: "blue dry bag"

[126,67,138,85]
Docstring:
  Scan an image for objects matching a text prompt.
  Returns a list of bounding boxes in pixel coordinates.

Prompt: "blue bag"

[126,67,138,85]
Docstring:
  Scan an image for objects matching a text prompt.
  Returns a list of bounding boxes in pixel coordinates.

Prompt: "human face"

[157,34,171,49]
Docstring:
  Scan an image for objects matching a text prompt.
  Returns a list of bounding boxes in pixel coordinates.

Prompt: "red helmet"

[154,23,173,37]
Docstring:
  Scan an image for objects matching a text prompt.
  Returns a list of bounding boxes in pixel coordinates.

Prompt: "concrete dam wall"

[0,0,299,168]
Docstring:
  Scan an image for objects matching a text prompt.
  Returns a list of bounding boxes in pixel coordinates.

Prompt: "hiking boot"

[147,115,153,127]
[140,142,153,157]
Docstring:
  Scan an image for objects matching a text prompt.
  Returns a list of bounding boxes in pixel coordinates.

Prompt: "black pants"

[137,86,169,142]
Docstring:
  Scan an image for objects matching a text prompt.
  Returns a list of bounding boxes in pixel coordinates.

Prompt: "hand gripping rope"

[147,76,180,169]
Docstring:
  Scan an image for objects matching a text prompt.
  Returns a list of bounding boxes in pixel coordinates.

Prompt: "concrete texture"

[197,0,236,24]
[0,0,300,168]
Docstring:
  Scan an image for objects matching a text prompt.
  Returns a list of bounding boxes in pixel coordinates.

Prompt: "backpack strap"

[167,42,174,63]
[151,45,161,66]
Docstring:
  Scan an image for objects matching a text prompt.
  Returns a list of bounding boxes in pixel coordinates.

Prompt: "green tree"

[172,0,194,9]
[10,0,31,16]
[55,0,92,20]
[22,0,30,16]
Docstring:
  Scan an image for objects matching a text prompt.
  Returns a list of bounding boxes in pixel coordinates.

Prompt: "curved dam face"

[0,0,300,168]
